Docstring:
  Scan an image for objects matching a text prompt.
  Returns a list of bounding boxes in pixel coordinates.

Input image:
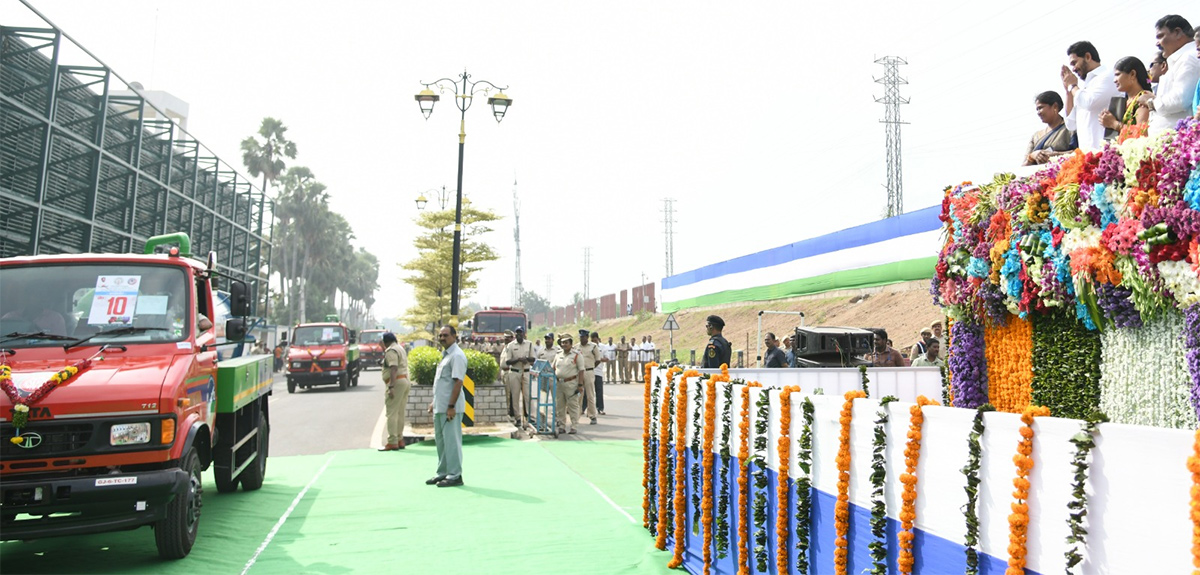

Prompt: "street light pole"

[415,70,512,318]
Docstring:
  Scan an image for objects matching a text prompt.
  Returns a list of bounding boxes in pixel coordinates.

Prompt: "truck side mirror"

[349,329,357,344]
[225,318,247,341]
[228,279,251,317]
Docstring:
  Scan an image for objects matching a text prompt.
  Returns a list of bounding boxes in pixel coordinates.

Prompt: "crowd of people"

[1024,14,1200,165]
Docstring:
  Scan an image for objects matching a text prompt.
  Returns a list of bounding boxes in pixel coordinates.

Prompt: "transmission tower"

[874,56,909,218]
[662,198,676,276]
[583,247,591,300]
[512,178,523,306]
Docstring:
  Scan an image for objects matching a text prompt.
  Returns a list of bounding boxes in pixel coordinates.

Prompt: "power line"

[875,55,909,219]
[512,177,523,306]
[583,247,591,301]
[662,198,676,277]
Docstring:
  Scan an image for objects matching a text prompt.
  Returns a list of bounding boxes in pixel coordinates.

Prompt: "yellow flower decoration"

[11,436,24,445]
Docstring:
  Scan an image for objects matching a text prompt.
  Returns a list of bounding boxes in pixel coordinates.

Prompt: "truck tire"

[339,371,349,391]
[287,379,296,394]
[214,461,237,493]
[155,449,202,559]
[239,400,270,491]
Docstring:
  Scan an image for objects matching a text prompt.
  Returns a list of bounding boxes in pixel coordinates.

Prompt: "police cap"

[558,334,574,343]
[544,332,555,340]
[578,329,589,338]
[706,315,725,329]
[504,330,515,337]
[514,326,525,333]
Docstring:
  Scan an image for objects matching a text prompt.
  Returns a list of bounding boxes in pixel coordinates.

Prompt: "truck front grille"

[1,422,93,459]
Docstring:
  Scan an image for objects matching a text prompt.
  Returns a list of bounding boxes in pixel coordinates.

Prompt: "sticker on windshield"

[88,276,140,325]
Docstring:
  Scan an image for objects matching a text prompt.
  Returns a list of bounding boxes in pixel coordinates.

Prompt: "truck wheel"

[239,402,269,491]
[287,380,296,394]
[339,371,349,391]
[156,449,202,559]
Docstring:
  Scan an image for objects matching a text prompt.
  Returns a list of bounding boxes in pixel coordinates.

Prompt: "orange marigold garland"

[643,362,658,529]
[656,366,682,550]
[775,385,801,575]
[1007,405,1051,575]
[835,390,867,575]
[984,317,1034,413]
[668,370,700,568]
[736,381,761,575]
[701,368,727,574]
[1189,428,1200,575]
[899,395,940,575]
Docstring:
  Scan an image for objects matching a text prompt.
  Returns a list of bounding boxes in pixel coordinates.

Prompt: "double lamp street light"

[414,70,512,318]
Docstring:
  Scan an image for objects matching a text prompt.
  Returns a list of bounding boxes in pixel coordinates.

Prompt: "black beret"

[706,315,725,329]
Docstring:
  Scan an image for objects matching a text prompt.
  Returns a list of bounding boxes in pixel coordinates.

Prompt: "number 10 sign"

[88,275,141,325]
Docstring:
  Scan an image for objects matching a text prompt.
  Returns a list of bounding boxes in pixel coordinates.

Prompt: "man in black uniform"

[701,315,732,368]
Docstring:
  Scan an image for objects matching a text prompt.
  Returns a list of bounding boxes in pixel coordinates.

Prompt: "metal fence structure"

[0,12,271,313]
[533,282,656,327]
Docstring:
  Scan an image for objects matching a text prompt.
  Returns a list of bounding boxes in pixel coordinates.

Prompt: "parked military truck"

[285,321,360,392]
[0,233,271,559]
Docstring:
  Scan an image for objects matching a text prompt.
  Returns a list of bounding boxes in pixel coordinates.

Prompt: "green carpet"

[0,438,674,574]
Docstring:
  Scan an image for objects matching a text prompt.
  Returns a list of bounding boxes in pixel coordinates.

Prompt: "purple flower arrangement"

[949,320,988,409]
[1185,305,1200,421]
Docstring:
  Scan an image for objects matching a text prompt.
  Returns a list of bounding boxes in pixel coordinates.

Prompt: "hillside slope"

[533,280,941,364]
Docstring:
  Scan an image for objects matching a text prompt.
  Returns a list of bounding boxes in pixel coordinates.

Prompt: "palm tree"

[241,118,298,195]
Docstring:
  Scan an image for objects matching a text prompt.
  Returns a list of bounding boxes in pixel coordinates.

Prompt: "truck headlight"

[292,362,303,368]
[111,422,151,446]
[329,360,342,367]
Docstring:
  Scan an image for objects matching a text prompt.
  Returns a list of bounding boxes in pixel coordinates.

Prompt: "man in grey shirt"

[426,325,468,488]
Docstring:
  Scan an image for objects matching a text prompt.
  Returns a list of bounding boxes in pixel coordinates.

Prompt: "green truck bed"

[215,354,274,413]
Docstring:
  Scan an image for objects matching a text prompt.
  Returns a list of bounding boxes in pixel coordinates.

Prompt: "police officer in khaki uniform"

[576,329,603,424]
[553,333,586,435]
[379,332,410,451]
[501,326,536,427]
[615,335,631,383]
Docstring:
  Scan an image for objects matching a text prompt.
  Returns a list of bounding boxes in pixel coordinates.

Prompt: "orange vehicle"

[357,328,387,368]
[285,320,361,393]
[0,233,270,558]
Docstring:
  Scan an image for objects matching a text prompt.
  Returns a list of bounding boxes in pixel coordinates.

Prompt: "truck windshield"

[292,326,345,346]
[359,331,384,344]
[473,313,526,334]
[0,263,190,347]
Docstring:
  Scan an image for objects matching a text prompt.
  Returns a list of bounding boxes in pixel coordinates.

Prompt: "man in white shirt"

[644,335,657,366]
[601,336,617,383]
[1145,15,1200,135]
[1061,41,1119,151]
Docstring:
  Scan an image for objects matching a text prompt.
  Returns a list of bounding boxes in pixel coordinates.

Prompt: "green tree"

[402,206,501,330]
[241,118,298,195]
[519,290,550,316]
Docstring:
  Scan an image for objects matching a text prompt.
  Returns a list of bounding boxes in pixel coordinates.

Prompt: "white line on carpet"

[370,405,386,450]
[542,446,637,525]
[240,453,336,575]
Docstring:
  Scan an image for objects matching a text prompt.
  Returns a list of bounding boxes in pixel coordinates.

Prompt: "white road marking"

[240,453,336,575]
[370,405,386,450]
[542,446,637,524]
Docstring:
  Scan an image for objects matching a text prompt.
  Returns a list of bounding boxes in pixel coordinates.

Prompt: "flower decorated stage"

[640,118,1200,575]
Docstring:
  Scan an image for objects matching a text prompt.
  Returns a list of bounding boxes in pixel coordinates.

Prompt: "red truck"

[357,328,387,368]
[0,233,271,558]
[284,320,361,393]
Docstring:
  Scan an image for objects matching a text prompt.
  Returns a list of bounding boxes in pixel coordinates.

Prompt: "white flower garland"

[1099,309,1195,428]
